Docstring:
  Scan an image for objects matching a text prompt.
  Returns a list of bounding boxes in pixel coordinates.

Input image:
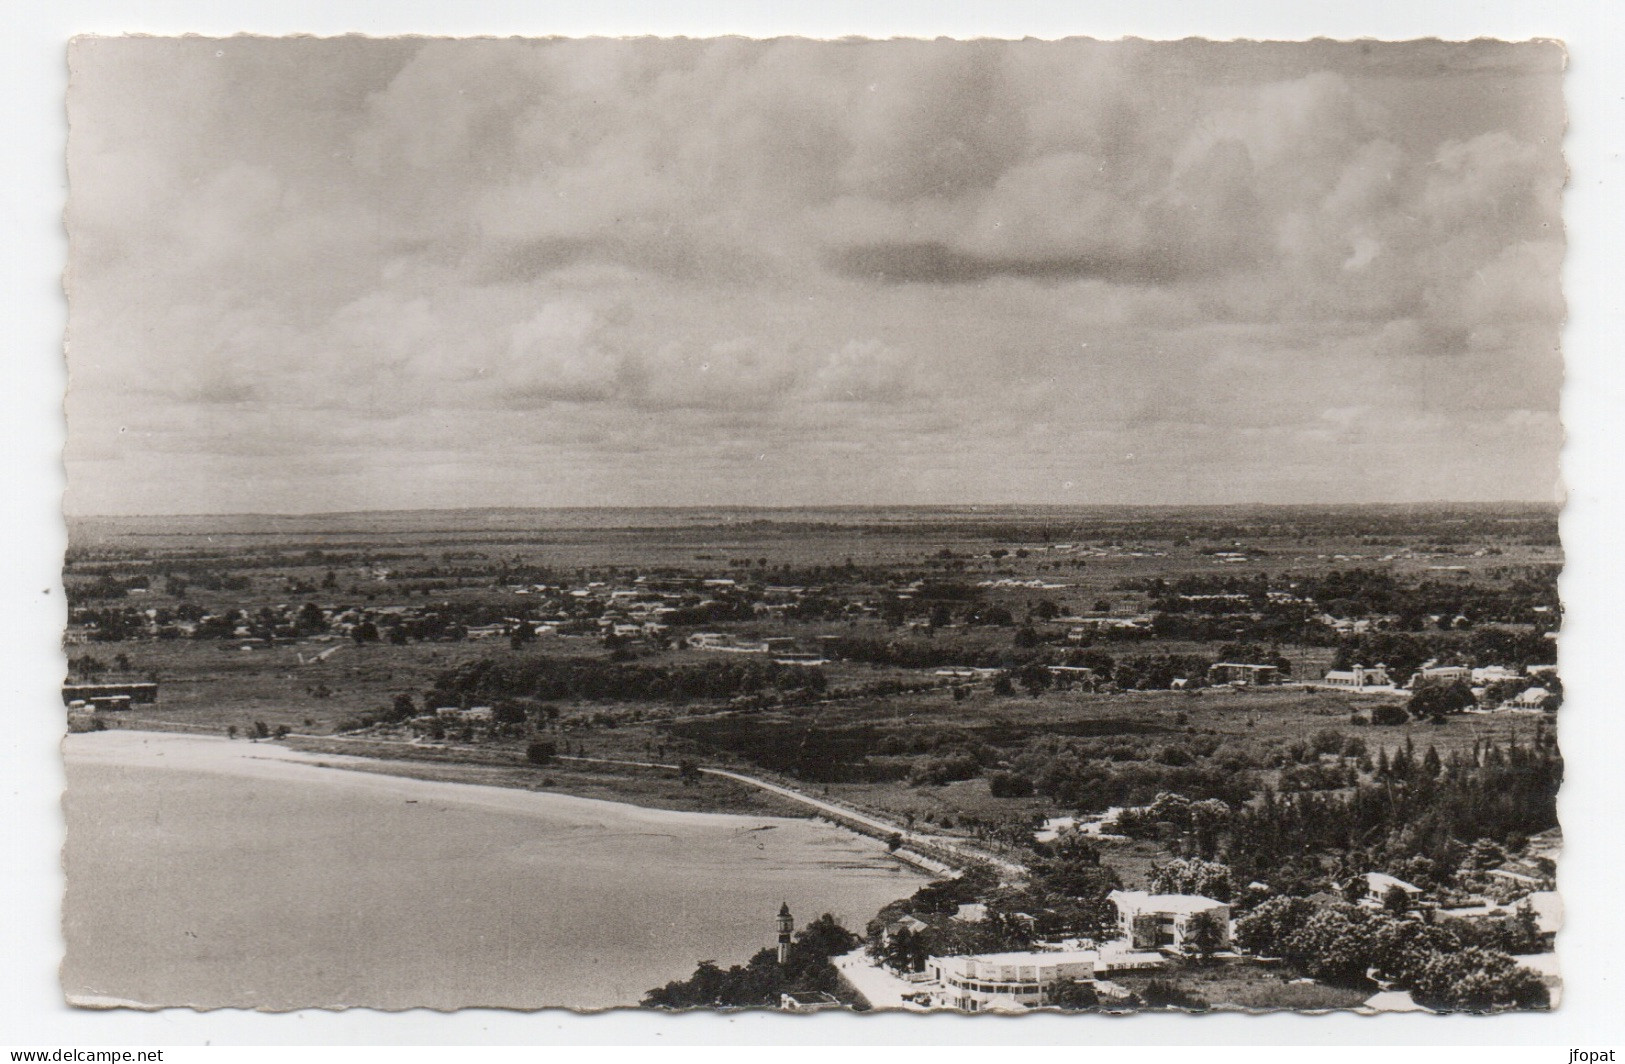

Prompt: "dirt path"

[557,753,1025,879]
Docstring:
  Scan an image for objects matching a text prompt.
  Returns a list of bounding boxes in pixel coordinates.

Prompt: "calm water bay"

[62,733,924,1009]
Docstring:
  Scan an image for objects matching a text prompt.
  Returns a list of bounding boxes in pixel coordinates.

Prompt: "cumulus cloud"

[64,37,1566,513]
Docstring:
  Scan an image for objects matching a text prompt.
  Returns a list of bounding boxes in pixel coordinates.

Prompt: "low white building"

[1509,686,1553,709]
[934,667,1001,680]
[435,705,493,723]
[1517,890,1563,940]
[779,990,842,1012]
[926,950,1100,1012]
[1359,872,1423,908]
[1320,664,1394,691]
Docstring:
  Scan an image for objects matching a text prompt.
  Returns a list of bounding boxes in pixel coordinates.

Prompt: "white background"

[3,0,1621,1048]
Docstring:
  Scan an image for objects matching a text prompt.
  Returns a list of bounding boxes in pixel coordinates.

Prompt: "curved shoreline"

[64,730,821,831]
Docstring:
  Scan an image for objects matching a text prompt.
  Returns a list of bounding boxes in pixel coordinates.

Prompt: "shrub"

[1411,947,1549,1012]
[1047,977,1098,1010]
[1282,905,1376,985]
[1234,896,1318,957]
[526,739,558,765]
[988,770,1035,798]
[911,750,982,786]
[1371,703,1409,726]
[1408,681,1476,720]
[1137,979,1207,1010]
[1149,857,1235,902]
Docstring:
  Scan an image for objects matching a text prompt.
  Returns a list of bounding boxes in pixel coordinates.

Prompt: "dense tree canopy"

[643,914,859,1009]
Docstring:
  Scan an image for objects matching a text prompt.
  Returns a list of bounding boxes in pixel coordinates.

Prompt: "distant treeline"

[427,654,828,708]
[664,713,1167,784]
[1139,567,1559,627]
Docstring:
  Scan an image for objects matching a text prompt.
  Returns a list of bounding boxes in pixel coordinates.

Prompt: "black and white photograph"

[58,34,1568,1016]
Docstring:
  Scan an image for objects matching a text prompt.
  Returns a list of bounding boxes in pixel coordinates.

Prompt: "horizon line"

[63,499,1564,521]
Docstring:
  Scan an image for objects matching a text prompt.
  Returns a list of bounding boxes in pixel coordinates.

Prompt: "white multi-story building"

[925,950,1100,1012]
[1408,664,1472,689]
[1108,891,1231,951]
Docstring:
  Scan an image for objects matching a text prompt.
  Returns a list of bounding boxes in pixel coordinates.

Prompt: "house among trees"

[1508,686,1553,710]
[1357,871,1424,910]
[1207,662,1282,686]
[1108,891,1231,952]
[1408,664,1473,689]
[880,914,934,942]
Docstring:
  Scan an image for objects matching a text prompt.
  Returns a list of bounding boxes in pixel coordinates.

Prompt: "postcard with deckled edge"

[62,35,1563,1013]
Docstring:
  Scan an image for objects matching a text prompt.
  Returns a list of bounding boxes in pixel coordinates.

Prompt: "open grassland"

[666,682,1553,819]
[1112,958,1372,1012]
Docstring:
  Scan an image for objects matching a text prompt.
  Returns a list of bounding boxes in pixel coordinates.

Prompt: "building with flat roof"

[61,682,158,707]
[1109,891,1231,951]
[1408,665,1472,689]
[779,990,842,1012]
[925,950,1100,1012]
[1208,662,1282,686]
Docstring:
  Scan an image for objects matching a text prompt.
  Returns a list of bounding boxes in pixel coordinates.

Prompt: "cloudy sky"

[64,37,1564,515]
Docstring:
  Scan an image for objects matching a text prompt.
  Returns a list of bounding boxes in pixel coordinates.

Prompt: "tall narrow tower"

[777,902,793,966]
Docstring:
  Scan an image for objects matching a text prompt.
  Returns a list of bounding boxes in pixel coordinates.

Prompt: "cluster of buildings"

[68,568,867,650]
[1406,661,1559,705]
[1195,658,1557,704]
[683,632,826,664]
[871,891,1233,1012]
[62,682,160,712]
[1065,616,1154,640]
[847,857,1560,1013]
[1310,660,1559,706]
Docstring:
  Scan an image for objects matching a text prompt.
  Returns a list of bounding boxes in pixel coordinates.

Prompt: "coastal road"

[557,754,1025,879]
